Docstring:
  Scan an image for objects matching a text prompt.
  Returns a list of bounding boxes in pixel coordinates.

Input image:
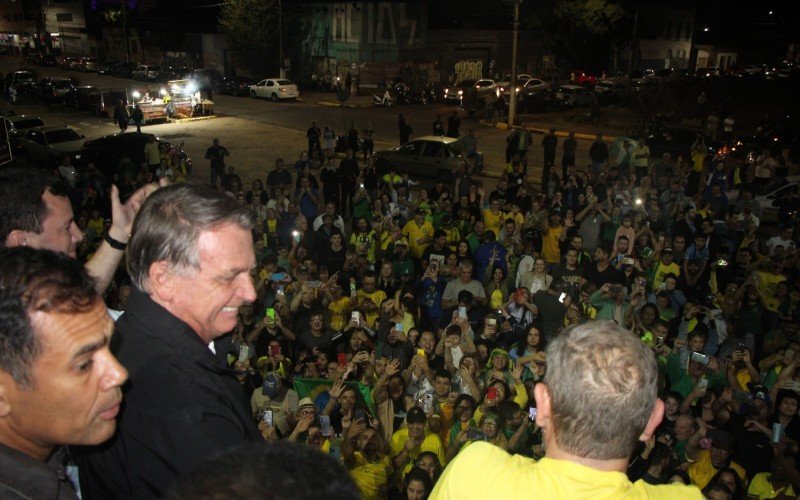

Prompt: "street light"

[507,0,521,127]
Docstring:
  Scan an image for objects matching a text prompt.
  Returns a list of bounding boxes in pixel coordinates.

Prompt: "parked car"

[96,61,120,75]
[553,85,593,107]
[39,77,75,105]
[77,132,190,180]
[6,70,37,92]
[370,136,480,183]
[3,115,45,138]
[443,79,496,103]
[249,78,299,101]
[519,78,550,96]
[218,76,255,96]
[569,70,597,86]
[14,125,85,165]
[78,57,98,72]
[63,86,96,111]
[727,176,800,223]
[110,62,136,78]
[185,68,223,90]
[496,74,532,93]
[132,64,161,81]
[594,79,628,102]
[156,66,191,83]
[59,57,78,70]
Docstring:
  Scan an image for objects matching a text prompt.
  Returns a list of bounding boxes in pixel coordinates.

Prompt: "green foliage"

[523,0,631,69]
[219,0,280,76]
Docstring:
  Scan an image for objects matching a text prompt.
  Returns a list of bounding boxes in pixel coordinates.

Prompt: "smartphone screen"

[690,352,710,365]
[268,344,281,357]
[238,344,249,362]
[266,307,275,319]
[319,415,332,436]
[487,386,498,401]
[558,292,567,303]
[337,353,348,367]
[270,272,286,282]
[276,285,285,295]
[528,407,537,421]
[458,306,467,319]
[395,323,403,332]
[417,348,426,359]
[262,409,273,426]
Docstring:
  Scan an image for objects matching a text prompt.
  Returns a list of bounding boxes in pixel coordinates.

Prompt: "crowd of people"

[0,104,798,500]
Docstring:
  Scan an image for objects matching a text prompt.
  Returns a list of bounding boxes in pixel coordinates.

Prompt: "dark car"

[185,68,223,90]
[77,132,189,180]
[97,61,120,75]
[39,77,75,105]
[110,62,136,78]
[64,85,96,111]
[218,75,255,96]
[156,66,191,83]
[6,70,38,93]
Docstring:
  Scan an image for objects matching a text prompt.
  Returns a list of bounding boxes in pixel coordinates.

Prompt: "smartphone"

[558,292,567,303]
[238,344,249,362]
[262,409,273,426]
[622,257,635,266]
[266,307,276,320]
[430,260,439,271]
[276,284,285,295]
[359,183,365,189]
[395,323,404,333]
[458,306,467,319]
[528,407,538,421]
[292,230,301,243]
[690,352,710,365]
[268,344,281,357]
[354,408,366,422]
[337,353,348,367]
[716,259,728,267]
[319,415,332,437]
[417,348,426,359]
[772,423,785,443]
[697,378,708,391]
[421,394,434,415]
[270,272,286,281]
[351,311,360,322]
[466,429,486,441]
[306,280,322,289]
[486,386,498,401]
[350,282,357,294]
[487,318,497,326]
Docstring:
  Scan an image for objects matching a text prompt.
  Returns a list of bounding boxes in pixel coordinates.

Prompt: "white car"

[249,78,299,101]
[15,125,85,165]
[727,176,800,223]
[553,85,593,107]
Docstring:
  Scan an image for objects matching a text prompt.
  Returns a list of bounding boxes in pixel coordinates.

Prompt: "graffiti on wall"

[454,60,483,83]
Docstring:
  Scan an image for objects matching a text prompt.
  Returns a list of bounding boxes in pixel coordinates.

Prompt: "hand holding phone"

[262,409,273,426]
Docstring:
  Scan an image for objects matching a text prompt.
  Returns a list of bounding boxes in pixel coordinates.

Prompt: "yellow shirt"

[687,449,747,489]
[402,220,434,259]
[541,225,564,264]
[489,288,505,309]
[351,230,378,263]
[747,471,796,499]
[431,443,702,499]
[389,428,446,475]
[482,209,505,235]
[356,289,387,327]
[692,150,705,172]
[349,451,393,500]
[652,261,680,290]
[755,270,787,312]
[328,296,351,332]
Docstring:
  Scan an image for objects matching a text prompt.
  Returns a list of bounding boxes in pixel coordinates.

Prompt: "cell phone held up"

[690,351,710,365]
[262,409,273,427]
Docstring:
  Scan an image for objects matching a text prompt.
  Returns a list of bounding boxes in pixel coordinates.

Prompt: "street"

[1,55,601,191]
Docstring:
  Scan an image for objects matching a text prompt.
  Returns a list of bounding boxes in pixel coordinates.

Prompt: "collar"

[0,443,73,499]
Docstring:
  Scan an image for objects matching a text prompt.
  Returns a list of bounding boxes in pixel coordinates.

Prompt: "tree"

[220,0,280,77]
[523,0,631,70]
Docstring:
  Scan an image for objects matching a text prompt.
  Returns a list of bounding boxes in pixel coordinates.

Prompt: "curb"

[166,114,217,123]
[317,100,372,108]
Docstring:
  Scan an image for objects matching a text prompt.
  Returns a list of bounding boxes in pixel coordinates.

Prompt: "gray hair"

[544,320,658,460]
[127,184,255,292]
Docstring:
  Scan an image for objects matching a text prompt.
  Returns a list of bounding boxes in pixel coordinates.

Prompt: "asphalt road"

[1,56,599,190]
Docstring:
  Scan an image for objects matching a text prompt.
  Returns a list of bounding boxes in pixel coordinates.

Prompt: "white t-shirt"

[766,236,795,255]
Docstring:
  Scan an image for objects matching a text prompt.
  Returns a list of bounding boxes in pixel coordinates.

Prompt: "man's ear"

[5,230,30,248]
[534,382,551,429]
[147,261,176,302]
[0,373,15,418]
[640,398,665,442]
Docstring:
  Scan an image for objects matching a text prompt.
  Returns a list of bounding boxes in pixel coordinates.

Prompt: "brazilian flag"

[293,378,377,416]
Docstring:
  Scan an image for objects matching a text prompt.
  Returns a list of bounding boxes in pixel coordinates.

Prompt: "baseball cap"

[662,247,673,254]
[261,373,282,398]
[406,406,427,424]
[394,238,408,247]
[751,387,771,407]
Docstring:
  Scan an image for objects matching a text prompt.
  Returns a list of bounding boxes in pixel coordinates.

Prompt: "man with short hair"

[78,184,263,498]
[0,168,155,295]
[442,260,486,310]
[0,247,128,499]
[431,321,701,499]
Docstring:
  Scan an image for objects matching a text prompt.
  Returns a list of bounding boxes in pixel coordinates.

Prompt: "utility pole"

[627,4,639,74]
[121,0,131,63]
[278,0,285,78]
[507,0,521,127]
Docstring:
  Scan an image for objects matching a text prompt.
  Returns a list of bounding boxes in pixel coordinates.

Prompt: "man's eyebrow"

[71,336,109,361]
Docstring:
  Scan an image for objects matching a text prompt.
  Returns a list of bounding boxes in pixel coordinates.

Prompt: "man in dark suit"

[78,184,262,499]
